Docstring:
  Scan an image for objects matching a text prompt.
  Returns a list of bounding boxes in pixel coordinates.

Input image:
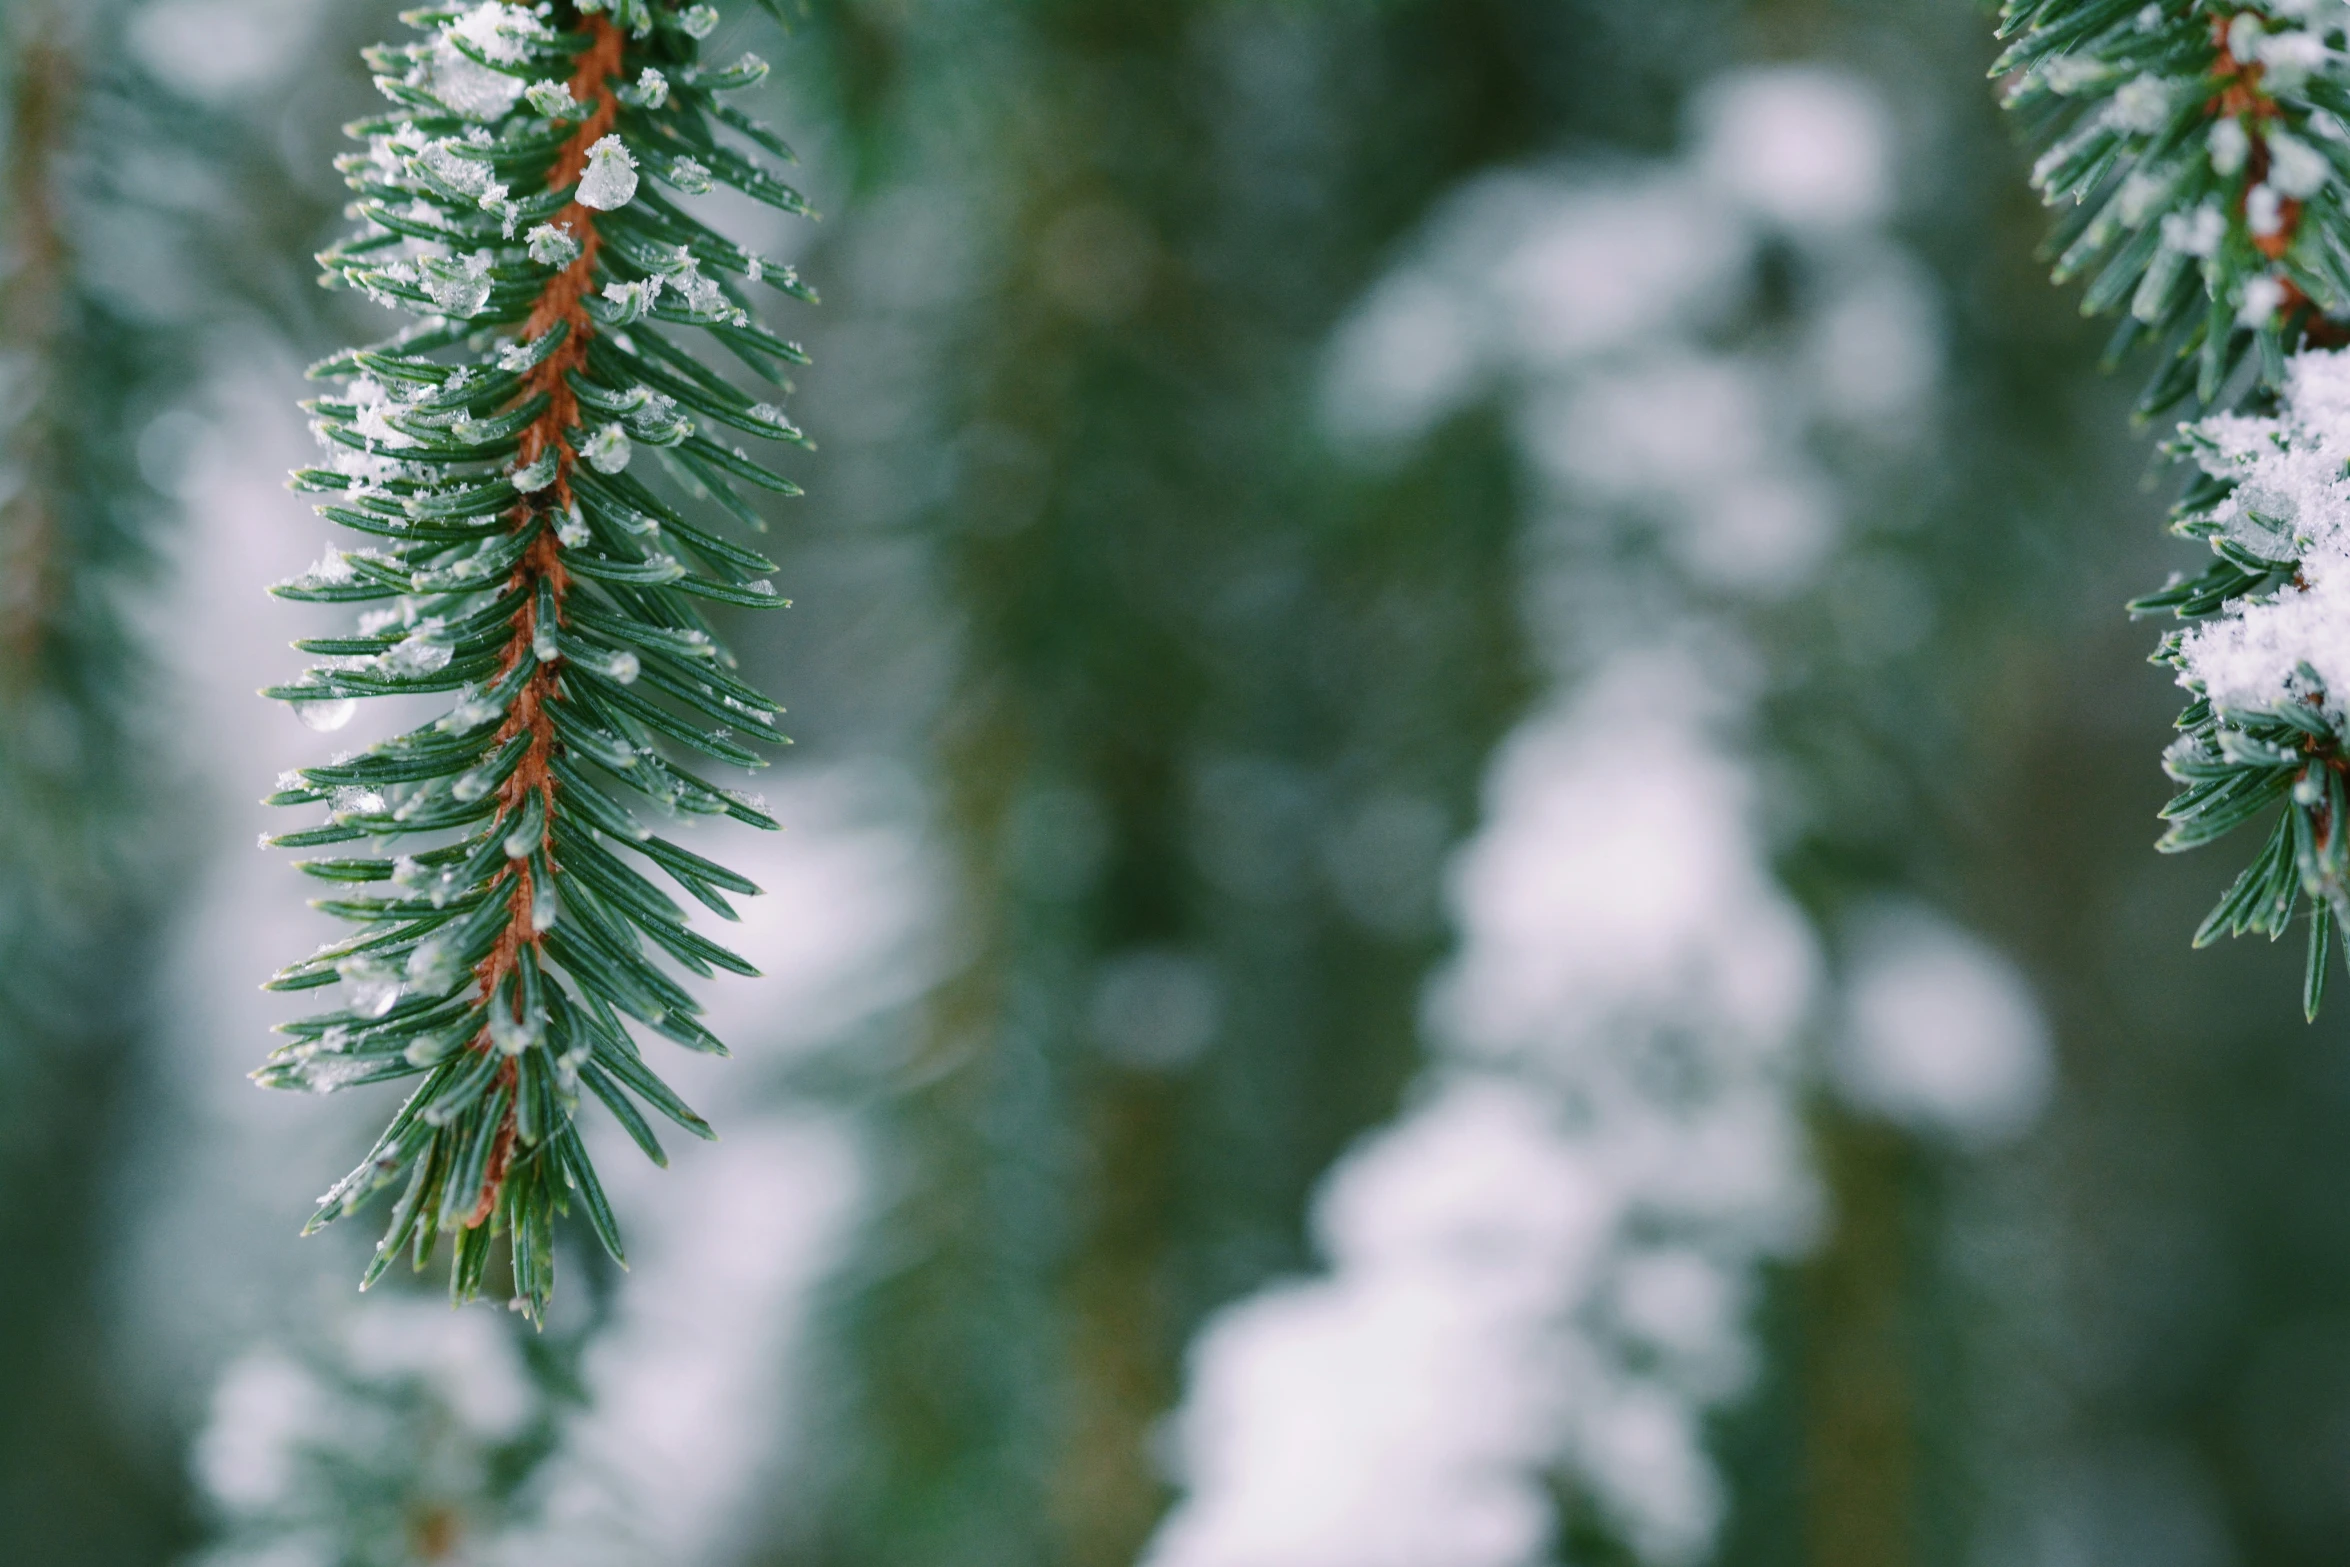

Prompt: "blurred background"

[3,0,2341,1564]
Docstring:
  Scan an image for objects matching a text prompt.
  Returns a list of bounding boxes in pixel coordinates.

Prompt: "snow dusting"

[2173,348,2350,719]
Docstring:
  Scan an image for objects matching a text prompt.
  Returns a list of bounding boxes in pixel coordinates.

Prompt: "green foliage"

[2003,0,2350,1014]
[0,3,311,1553]
[264,0,808,1321]
[780,5,1547,1561]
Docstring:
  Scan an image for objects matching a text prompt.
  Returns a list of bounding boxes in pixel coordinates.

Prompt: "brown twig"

[2209,13,2304,262]
[462,15,626,1231]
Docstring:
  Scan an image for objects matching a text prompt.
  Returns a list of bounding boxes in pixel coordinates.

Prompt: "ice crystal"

[583,423,633,473]
[527,222,579,268]
[447,2,548,65]
[336,956,404,1020]
[620,68,668,109]
[525,78,580,118]
[419,250,496,318]
[577,135,638,211]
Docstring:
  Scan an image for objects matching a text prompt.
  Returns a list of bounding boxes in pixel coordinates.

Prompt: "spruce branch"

[263,0,810,1321]
[2003,2,2350,1018]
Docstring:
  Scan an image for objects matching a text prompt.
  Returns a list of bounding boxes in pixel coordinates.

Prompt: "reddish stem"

[462,15,626,1231]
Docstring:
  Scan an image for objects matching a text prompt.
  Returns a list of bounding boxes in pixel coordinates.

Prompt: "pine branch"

[265,0,810,1322]
[2003,2,2350,1016]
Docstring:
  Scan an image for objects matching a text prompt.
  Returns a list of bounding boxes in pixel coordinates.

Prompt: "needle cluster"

[2004,1,2350,1015]
[259,0,809,1319]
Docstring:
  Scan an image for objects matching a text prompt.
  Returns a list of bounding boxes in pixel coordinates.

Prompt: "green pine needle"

[261,0,807,1322]
[2001,2,2350,1021]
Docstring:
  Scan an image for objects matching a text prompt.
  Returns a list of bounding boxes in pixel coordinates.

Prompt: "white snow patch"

[2175,348,2350,718]
[1833,901,2054,1148]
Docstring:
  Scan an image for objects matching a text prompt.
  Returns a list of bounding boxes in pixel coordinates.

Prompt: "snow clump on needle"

[428,4,548,121]
[2173,348,2350,719]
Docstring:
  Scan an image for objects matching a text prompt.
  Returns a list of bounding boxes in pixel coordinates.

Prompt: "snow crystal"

[427,27,526,122]
[557,503,591,547]
[2106,75,2173,135]
[2259,28,2330,93]
[527,222,579,268]
[2209,117,2251,177]
[2248,183,2286,238]
[512,447,559,492]
[381,623,454,676]
[669,259,731,317]
[680,5,720,38]
[525,78,579,118]
[2269,130,2330,199]
[487,1009,541,1054]
[2239,273,2288,328]
[631,391,685,437]
[441,691,503,733]
[330,787,386,822]
[447,3,548,65]
[2228,13,2266,66]
[405,1032,457,1068]
[583,423,634,474]
[336,955,404,1020]
[601,276,662,321]
[2116,167,2173,227]
[296,1053,377,1091]
[404,937,464,995]
[621,67,669,109]
[2160,203,2226,258]
[578,135,639,211]
[419,250,496,318]
[2037,56,2109,96]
